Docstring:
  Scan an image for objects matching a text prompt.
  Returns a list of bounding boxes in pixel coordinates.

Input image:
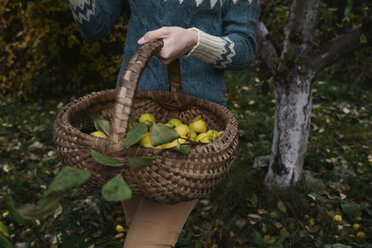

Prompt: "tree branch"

[256,21,280,75]
[309,16,372,73]
[282,0,321,56]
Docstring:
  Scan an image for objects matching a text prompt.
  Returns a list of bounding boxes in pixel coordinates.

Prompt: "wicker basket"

[53,39,239,204]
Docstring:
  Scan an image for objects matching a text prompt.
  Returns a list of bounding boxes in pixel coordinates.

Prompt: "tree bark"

[256,21,280,75]
[264,70,316,189]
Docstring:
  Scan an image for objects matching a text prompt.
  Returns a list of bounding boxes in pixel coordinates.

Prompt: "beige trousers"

[122,196,198,248]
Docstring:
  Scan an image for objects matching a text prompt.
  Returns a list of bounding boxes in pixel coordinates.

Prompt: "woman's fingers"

[137,27,170,44]
[137,27,198,65]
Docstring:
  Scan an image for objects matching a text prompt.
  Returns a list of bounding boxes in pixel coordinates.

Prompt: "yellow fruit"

[161,141,176,149]
[90,131,107,138]
[162,137,186,149]
[189,118,207,133]
[168,118,183,127]
[139,132,152,147]
[353,224,361,231]
[139,113,155,127]
[2,211,9,218]
[356,232,365,238]
[115,225,124,233]
[164,123,174,128]
[200,135,213,144]
[216,130,224,138]
[175,124,190,137]
[195,132,208,142]
[206,130,218,140]
[333,215,342,223]
[189,131,197,141]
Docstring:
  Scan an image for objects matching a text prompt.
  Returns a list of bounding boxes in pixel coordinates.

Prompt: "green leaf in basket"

[123,122,148,148]
[93,118,110,136]
[102,175,132,201]
[171,144,192,155]
[17,193,64,220]
[150,123,180,147]
[91,149,124,167]
[128,156,160,171]
[44,166,91,196]
[0,232,13,248]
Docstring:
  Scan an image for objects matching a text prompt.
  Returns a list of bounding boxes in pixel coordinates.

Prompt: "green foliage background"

[0,0,128,100]
[1,0,371,101]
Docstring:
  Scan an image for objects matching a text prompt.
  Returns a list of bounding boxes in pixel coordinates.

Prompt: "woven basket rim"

[55,88,237,157]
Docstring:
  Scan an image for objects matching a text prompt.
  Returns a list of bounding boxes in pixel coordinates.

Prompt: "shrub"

[0,0,128,100]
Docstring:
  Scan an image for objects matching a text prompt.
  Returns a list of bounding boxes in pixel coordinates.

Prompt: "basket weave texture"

[53,39,239,204]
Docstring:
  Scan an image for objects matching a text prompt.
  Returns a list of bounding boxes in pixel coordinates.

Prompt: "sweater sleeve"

[68,0,128,42]
[187,0,260,70]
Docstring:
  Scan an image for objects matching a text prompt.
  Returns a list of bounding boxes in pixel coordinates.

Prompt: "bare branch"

[309,16,371,73]
[283,0,321,56]
[256,21,280,75]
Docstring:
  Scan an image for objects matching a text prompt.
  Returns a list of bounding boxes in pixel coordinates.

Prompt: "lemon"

[139,113,155,127]
[175,124,190,137]
[333,215,342,223]
[115,225,124,233]
[206,130,218,140]
[139,132,152,147]
[356,232,366,238]
[164,123,174,128]
[162,137,186,149]
[189,118,207,133]
[168,118,183,127]
[90,131,107,138]
[200,135,213,144]
[162,140,177,149]
[353,224,361,231]
[216,130,224,138]
[195,132,211,142]
[189,131,197,141]
[138,132,162,149]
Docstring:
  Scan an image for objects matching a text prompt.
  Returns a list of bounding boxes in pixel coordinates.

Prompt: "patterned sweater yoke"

[69,0,261,106]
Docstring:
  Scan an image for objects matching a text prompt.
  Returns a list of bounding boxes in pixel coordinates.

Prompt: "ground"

[0,69,371,248]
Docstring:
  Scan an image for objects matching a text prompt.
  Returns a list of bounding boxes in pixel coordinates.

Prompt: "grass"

[0,68,371,248]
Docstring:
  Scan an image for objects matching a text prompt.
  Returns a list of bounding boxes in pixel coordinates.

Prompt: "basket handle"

[106,39,182,151]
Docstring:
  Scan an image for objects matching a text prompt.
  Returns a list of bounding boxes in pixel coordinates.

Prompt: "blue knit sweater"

[69,0,260,106]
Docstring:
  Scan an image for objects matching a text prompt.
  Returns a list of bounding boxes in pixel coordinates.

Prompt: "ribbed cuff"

[185,27,227,65]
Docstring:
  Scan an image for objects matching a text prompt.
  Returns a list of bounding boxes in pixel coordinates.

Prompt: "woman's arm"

[187,0,260,70]
[69,0,128,42]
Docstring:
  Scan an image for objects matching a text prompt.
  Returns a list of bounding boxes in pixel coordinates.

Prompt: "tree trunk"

[257,0,370,189]
[264,71,315,189]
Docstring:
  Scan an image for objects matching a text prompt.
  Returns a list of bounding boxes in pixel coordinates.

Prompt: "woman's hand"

[138,27,198,65]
